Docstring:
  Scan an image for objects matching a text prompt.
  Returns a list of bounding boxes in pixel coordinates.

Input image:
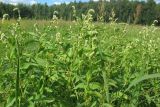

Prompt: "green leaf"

[74,83,86,89]
[28,101,35,107]
[102,103,113,107]
[89,82,101,90]
[87,91,103,99]
[35,58,49,67]
[126,73,160,91]
[24,40,40,52]
[0,40,6,59]
[21,62,38,70]
[45,87,53,93]
[91,101,97,107]
[0,89,4,94]
[5,97,16,107]
[28,32,37,36]
[108,79,117,88]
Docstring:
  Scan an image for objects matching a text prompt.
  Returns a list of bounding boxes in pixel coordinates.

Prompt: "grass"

[0,11,160,107]
[0,19,74,31]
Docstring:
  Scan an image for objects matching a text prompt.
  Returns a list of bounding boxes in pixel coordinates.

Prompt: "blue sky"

[39,0,90,5]
[1,0,90,5]
[1,0,160,5]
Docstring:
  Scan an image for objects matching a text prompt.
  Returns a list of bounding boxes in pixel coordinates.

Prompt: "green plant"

[0,7,160,107]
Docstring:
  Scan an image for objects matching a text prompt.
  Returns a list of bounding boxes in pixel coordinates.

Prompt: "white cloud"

[1,0,37,5]
[93,0,110,1]
[90,0,110,2]
[54,2,61,5]
[53,0,62,4]
[52,0,72,5]
[30,0,37,5]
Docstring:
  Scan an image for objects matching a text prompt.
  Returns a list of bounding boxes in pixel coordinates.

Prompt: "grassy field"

[0,12,160,107]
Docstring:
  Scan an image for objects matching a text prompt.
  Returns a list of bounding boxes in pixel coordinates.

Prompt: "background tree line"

[0,0,160,25]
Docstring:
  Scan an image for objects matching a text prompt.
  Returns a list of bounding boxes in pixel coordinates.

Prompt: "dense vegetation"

[1,0,160,25]
[0,7,160,107]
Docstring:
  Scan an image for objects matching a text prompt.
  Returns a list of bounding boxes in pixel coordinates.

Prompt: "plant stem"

[15,37,20,107]
[102,69,109,103]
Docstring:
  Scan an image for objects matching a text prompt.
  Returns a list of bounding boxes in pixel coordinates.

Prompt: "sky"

[1,0,89,5]
[0,0,160,5]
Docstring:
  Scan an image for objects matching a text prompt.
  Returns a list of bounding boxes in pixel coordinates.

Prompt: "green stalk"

[102,69,109,103]
[15,36,20,107]
[98,46,110,104]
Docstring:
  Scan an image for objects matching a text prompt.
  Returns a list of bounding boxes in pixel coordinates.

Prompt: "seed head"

[88,9,95,14]
[3,14,9,19]
[2,14,9,23]
[154,20,158,23]
[54,11,58,15]
[152,20,158,26]
[56,32,61,43]
[72,6,75,10]
[13,8,19,11]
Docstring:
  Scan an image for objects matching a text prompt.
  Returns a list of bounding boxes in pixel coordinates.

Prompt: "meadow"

[0,10,160,107]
